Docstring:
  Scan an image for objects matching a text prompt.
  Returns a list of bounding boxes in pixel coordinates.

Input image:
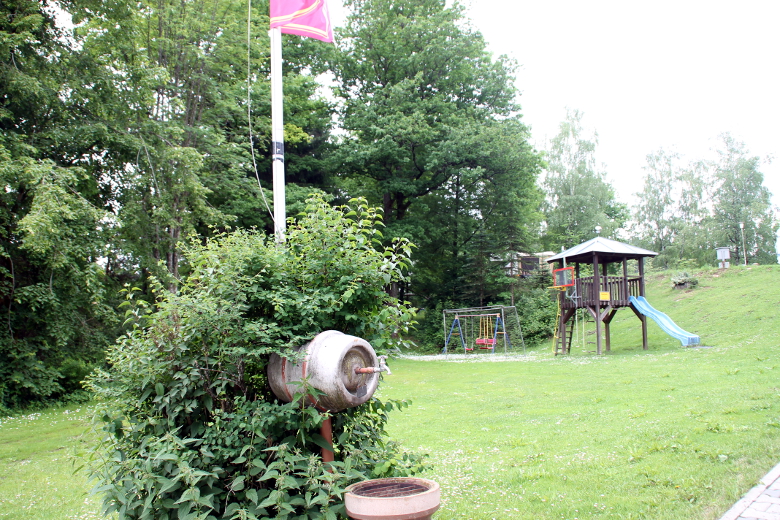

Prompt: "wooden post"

[622,257,629,304]
[629,300,649,351]
[639,257,648,348]
[593,253,601,355]
[638,257,648,349]
[320,417,334,464]
[603,308,617,352]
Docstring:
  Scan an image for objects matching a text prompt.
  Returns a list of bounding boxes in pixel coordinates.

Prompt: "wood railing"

[561,276,642,309]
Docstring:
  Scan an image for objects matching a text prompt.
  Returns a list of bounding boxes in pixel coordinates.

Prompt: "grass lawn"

[2,265,779,519]
[378,265,780,519]
[0,406,104,519]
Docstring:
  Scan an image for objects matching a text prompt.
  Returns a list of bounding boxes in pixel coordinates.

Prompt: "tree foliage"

[632,149,711,268]
[73,0,334,287]
[632,135,777,268]
[711,134,777,265]
[542,109,627,249]
[86,197,425,519]
[329,0,543,306]
[0,0,120,408]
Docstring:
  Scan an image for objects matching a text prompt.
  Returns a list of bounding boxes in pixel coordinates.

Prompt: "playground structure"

[546,236,700,355]
[442,305,525,354]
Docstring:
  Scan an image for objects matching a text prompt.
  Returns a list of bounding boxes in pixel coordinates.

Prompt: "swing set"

[442,305,525,355]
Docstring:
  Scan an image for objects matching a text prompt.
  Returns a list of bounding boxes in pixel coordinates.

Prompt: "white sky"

[327,0,780,208]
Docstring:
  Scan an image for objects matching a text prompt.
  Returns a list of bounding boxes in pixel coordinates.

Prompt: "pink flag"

[270,0,334,42]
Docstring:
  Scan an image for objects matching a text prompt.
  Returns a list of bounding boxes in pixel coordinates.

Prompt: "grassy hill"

[607,264,779,354]
[379,265,780,519]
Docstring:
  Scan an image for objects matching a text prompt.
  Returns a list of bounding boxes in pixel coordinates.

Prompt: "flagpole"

[269,26,285,242]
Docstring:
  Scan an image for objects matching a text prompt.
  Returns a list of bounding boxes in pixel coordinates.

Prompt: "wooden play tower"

[546,237,658,355]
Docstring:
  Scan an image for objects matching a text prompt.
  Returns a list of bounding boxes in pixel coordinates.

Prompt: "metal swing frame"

[442,305,526,355]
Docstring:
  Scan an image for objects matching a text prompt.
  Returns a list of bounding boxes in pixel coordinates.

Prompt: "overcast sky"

[328,0,780,208]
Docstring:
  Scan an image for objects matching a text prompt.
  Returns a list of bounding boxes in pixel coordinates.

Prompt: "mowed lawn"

[1,265,779,520]
[0,407,104,520]
[379,266,780,519]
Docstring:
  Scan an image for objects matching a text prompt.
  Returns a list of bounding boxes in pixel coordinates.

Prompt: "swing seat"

[475,338,496,345]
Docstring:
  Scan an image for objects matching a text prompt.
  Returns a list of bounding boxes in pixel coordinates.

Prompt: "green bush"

[407,302,454,354]
[671,271,699,288]
[513,269,558,345]
[86,196,428,520]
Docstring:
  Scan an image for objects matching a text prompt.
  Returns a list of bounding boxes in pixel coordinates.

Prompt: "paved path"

[720,463,780,520]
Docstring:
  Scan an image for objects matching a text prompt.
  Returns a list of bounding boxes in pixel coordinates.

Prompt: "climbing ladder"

[550,267,576,356]
[551,287,577,356]
[553,315,576,356]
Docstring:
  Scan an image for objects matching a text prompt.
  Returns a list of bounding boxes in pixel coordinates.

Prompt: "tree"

[542,109,627,250]
[76,0,333,289]
[632,149,711,268]
[329,0,543,304]
[632,136,777,268]
[0,0,336,407]
[0,0,120,407]
[711,134,777,265]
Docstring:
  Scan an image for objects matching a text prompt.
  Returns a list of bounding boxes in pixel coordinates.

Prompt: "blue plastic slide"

[628,296,700,346]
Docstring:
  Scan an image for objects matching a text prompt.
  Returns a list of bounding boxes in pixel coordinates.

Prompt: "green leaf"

[259,469,279,482]
[310,433,333,454]
[230,476,245,492]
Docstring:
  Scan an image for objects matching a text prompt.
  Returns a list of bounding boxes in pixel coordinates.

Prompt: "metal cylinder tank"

[267,330,380,412]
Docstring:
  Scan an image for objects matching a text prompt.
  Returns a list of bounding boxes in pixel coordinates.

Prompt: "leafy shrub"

[671,271,699,288]
[407,302,455,354]
[86,196,428,520]
[514,269,558,345]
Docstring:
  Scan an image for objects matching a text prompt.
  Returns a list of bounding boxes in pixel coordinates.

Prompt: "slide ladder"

[629,296,700,346]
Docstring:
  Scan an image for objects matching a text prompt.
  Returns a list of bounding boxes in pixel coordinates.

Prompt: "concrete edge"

[719,462,780,520]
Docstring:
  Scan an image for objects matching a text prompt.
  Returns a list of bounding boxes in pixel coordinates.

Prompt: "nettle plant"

[86,196,428,520]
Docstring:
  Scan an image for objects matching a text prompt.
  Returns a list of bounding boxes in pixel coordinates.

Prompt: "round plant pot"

[344,477,440,520]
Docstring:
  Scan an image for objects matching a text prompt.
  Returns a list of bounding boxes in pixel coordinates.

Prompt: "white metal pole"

[740,222,747,266]
[270,27,286,242]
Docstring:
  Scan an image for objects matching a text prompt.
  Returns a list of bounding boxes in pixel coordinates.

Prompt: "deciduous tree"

[0,0,119,407]
[542,109,627,249]
[632,149,711,267]
[329,0,543,304]
[711,134,777,265]
[77,0,333,289]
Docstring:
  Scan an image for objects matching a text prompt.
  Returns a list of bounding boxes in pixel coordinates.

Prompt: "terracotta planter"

[345,478,440,520]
